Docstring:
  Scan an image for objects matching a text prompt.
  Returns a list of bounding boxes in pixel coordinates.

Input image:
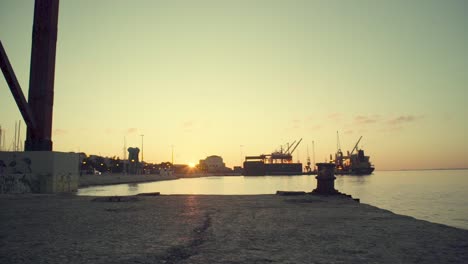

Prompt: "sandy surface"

[1,194,467,264]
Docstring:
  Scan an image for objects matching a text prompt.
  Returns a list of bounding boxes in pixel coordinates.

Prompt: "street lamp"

[171,145,174,165]
[140,134,144,163]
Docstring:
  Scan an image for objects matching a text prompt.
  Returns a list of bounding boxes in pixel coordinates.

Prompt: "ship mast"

[336,131,341,152]
[312,140,316,171]
[305,145,312,173]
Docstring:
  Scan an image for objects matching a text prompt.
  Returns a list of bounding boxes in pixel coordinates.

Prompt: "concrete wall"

[0,151,79,193]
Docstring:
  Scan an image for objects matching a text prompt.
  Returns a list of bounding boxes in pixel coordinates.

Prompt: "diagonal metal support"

[0,40,37,131]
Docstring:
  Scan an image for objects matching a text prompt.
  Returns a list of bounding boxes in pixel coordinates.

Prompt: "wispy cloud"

[354,115,380,124]
[182,121,194,133]
[126,128,138,134]
[291,119,301,129]
[388,115,423,125]
[328,112,342,120]
[53,129,67,136]
[182,121,193,128]
[378,126,403,133]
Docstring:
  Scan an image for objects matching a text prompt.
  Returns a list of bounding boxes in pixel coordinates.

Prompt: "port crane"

[330,135,374,175]
[243,138,305,175]
[335,132,344,169]
[289,138,302,155]
[350,136,363,155]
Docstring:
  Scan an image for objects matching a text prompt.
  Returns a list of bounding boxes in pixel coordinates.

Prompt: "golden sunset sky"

[1,0,467,170]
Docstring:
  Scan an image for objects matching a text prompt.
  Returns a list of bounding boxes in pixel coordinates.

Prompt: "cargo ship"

[243,139,303,176]
[331,135,375,175]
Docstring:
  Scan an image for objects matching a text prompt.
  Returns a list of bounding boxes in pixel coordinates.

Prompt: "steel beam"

[25,0,60,151]
[0,41,37,131]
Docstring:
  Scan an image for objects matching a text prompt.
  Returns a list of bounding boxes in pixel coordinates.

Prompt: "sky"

[1,0,467,170]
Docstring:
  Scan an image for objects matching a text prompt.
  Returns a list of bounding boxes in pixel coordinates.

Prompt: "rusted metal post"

[25,0,60,151]
[313,163,338,194]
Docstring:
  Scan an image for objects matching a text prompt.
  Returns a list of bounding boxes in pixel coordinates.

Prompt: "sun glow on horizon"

[188,162,196,168]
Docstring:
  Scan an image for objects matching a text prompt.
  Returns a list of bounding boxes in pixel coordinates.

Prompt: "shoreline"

[1,193,467,263]
[78,173,241,188]
[78,173,180,188]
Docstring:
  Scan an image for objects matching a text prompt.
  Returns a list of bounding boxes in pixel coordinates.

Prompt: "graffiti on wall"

[0,155,39,193]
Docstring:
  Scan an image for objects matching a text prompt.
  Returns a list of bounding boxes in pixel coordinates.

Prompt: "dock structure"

[1,194,467,263]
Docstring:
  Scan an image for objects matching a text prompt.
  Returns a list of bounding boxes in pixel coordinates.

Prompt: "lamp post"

[140,134,144,162]
[140,134,144,175]
[171,145,174,165]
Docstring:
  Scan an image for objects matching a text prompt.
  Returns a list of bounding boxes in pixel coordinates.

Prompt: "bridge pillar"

[25,0,59,151]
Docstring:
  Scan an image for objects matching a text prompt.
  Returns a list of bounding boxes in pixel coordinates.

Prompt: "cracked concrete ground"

[1,194,467,264]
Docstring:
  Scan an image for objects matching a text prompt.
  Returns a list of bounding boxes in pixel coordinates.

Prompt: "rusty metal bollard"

[313,163,338,194]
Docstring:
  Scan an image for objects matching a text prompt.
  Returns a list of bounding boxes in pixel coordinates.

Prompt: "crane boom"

[284,140,296,154]
[337,131,341,151]
[290,138,303,154]
[350,136,363,155]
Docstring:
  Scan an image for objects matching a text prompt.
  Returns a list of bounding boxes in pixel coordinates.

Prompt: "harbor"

[242,135,375,176]
[1,0,467,263]
[77,169,468,231]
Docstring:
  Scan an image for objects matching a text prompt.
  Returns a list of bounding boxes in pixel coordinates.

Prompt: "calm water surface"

[78,170,468,230]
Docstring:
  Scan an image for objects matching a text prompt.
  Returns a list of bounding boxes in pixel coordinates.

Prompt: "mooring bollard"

[313,163,338,194]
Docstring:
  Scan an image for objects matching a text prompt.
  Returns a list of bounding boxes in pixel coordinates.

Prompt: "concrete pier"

[0,194,467,263]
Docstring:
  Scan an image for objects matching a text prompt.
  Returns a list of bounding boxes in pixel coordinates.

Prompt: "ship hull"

[335,167,375,175]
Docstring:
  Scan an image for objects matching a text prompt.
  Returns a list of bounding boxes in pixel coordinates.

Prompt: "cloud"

[53,129,67,136]
[126,128,138,134]
[376,114,423,132]
[388,115,423,125]
[181,121,195,133]
[327,112,342,120]
[378,126,403,133]
[182,121,193,128]
[291,119,301,129]
[354,115,379,124]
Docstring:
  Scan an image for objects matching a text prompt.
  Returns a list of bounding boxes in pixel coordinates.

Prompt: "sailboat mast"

[18,120,21,151]
[312,140,316,169]
[14,121,17,151]
[123,136,127,175]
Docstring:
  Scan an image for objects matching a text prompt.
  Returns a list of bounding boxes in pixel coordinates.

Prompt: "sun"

[188,162,196,168]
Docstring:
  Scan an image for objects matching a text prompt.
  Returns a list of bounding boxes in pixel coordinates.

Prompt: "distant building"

[173,164,189,174]
[198,155,231,173]
[127,147,140,174]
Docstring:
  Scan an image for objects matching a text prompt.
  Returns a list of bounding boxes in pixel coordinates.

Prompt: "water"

[78,170,468,230]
